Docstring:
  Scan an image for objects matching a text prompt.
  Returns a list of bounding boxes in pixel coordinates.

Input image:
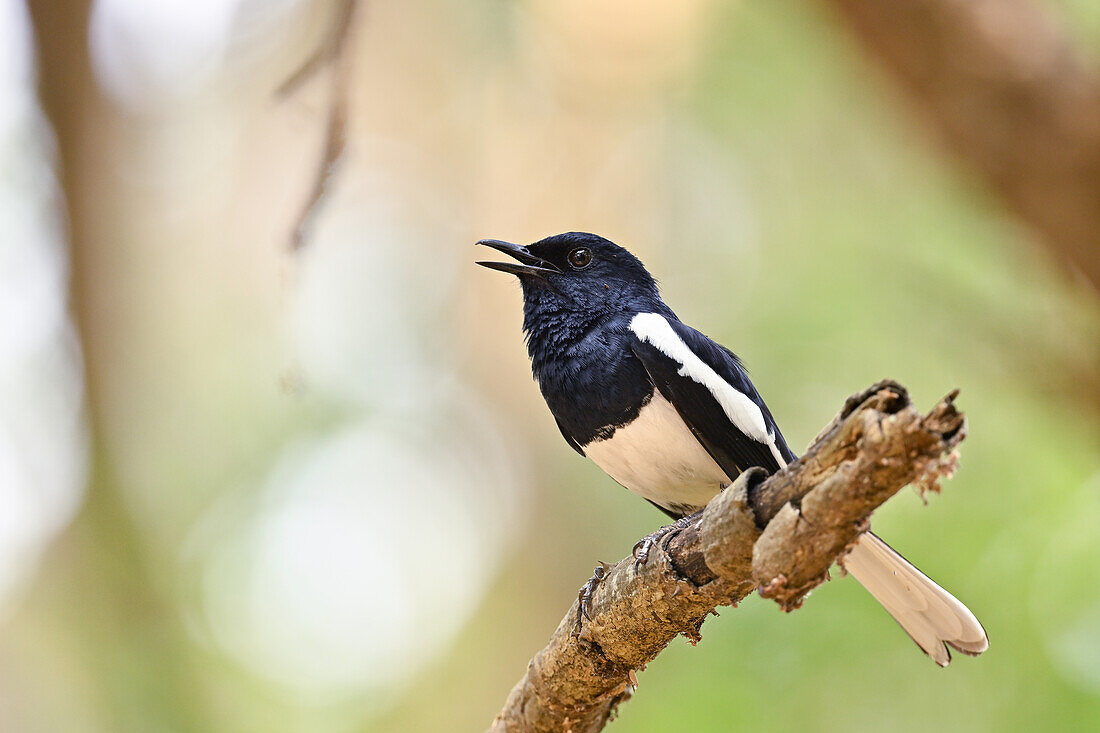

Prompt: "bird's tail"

[843,532,988,666]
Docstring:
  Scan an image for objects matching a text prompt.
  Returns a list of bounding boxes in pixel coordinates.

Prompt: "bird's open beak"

[476,239,561,277]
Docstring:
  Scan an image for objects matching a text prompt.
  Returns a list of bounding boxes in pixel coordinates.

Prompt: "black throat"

[522,297,668,447]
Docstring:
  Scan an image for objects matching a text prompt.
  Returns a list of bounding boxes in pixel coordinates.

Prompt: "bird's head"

[476,232,661,322]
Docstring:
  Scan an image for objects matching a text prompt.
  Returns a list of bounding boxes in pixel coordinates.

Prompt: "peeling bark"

[490,380,966,732]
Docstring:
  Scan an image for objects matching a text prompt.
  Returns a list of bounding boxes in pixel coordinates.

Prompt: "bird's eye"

[567,248,593,269]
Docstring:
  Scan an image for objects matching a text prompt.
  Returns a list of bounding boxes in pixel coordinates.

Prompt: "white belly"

[582,392,731,515]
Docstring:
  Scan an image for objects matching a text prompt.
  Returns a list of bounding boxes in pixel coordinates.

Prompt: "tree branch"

[489,380,966,732]
[279,0,360,251]
[817,0,1100,292]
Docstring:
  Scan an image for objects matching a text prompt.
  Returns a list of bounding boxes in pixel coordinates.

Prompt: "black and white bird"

[478,231,988,666]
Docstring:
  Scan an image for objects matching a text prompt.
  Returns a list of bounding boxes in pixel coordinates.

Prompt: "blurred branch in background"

[819,0,1100,292]
[279,0,360,250]
[25,0,212,730]
[491,382,966,733]
[17,1,531,728]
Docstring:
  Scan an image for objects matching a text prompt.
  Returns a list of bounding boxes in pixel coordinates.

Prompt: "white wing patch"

[630,312,786,467]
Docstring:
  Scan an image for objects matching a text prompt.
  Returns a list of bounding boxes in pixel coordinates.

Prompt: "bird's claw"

[573,512,703,634]
[574,561,612,636]
[632,536,657,571]
[631,513,701,572]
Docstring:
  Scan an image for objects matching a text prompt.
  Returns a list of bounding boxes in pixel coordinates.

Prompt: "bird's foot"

[574,561,613,636]
[632,512,702,572]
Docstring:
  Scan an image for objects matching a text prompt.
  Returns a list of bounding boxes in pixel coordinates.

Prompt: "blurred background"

[1,0,1099,730]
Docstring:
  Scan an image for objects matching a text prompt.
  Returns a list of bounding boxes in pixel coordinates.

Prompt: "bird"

[477,231,988,666]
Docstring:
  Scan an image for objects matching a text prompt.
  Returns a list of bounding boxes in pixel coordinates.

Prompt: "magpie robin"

[478,232,988,666]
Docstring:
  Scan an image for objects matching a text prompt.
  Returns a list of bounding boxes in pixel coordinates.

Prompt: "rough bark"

[819,0,1100,292]
[489,380,966,732]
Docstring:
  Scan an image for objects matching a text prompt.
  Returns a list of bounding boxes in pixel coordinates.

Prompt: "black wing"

[630,317,795,481]
[554,415,585,456]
